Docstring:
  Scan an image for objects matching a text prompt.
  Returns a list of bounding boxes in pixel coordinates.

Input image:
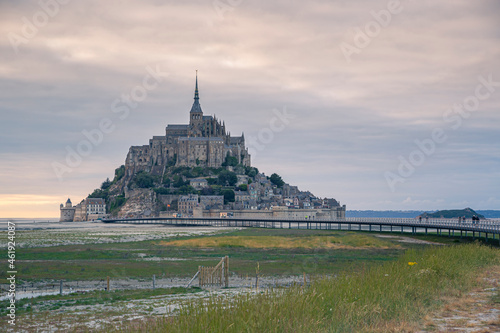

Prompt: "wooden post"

[60,280,63,295]
[255,262,260,290]
[224,256,229,288]
[107,276,110,292]
[153,274,156,290]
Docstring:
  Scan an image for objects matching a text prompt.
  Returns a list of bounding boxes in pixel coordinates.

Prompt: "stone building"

[178,194,199,216]
[85,198,107,221]
[199,195,224,210]
[59,198,107,222]
[190,178,208,190]
[200,205,346,219]
[59,198,76,222]
[235,191,251,202]
[124,74,251,178]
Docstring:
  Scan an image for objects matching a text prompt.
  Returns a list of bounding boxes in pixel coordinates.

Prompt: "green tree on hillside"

[222,153,238,167]
[109,195,127,215]
[176,185,197,195]
[173,175,187,188]
[218,170,237,186]
[270,173,285,188]
[221,189,235,204]
[101,178,112,190]
[113,165,125,183]
[133,171,156,188]
[246,167,258,178]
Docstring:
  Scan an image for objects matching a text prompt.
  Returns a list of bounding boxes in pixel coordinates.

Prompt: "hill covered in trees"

[419,208,485,219]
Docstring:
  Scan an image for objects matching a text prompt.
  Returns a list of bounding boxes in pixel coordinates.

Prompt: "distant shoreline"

[3,210,500,221]
[347,210,500,219]
[0,218,59,223]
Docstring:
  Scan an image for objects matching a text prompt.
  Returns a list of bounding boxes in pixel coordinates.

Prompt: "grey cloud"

[0,0,499,215]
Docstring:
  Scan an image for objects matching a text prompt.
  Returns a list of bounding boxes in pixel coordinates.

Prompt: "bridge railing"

[103,216,500,235]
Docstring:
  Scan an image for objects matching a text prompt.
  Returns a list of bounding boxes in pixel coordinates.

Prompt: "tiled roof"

[86,198,105,205]
[167,124,189,129]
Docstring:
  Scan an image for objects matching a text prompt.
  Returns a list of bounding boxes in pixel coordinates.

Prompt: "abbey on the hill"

[125,73,251,177]
[60,74,347,221]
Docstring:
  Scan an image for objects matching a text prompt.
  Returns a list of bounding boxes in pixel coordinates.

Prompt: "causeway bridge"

[103,216,500,244]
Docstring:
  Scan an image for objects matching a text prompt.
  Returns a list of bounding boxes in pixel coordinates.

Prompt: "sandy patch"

[0,221,241,248]
[374,234,445,245]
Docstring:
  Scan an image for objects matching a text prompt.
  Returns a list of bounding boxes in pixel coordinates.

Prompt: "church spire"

[194,70,199,101]
[190,70,202,114]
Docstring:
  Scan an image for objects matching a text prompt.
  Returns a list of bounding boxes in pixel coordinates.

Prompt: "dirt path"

[374,234,445,246]
[418,266,500,332]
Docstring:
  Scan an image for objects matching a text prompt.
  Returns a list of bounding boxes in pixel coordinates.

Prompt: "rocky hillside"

[86,158,308,218]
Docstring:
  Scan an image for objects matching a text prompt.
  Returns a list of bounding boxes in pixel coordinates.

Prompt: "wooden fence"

[197,256,229,288]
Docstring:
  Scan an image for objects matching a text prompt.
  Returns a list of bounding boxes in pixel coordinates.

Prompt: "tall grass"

[115,243,498,332]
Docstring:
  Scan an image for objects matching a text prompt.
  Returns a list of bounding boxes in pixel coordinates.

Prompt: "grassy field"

[2,228,493,283]
[159,233,397,249]
[3,228,426,282]
[114,243,500,333]
[1,226,498,332]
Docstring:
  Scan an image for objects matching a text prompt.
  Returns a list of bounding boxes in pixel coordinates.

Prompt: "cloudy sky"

[1,0,499,218]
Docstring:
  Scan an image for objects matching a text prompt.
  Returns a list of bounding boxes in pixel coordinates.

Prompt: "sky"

[0,0,499,218]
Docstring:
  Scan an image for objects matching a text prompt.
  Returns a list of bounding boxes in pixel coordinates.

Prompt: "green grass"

[4,228,493,285]
[112,243,499,333]
[2,229,416,282]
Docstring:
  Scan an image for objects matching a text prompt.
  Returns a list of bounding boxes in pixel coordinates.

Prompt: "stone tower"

[189,71,204,137]
[60,198,76,222]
